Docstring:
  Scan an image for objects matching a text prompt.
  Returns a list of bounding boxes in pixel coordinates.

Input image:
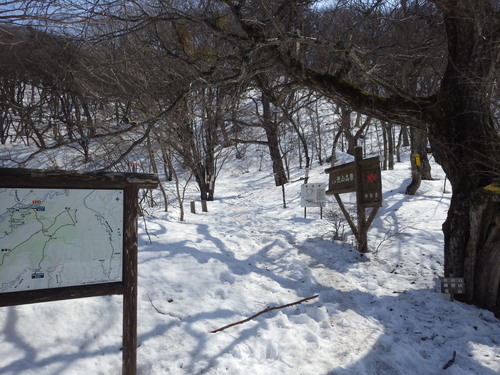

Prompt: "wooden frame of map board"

[0,168,158,375]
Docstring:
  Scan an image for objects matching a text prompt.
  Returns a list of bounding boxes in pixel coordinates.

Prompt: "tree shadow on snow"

[154,219,499,375]
[299,240,499,375]
[17,217,489,375]
[0,302,123,374]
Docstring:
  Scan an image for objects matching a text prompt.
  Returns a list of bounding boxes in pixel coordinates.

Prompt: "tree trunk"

[439,185,500,316]
[429,0,500,315]
[433,139,500,316]
[405,158,421,195]
[262,92,288,186]
[330,127,343,165]
[396,126,410,163]
[406,126,431,195]
[381,122,394,170]
[386,123,394,170]
[203,116,216,201]
[340,108,356,155]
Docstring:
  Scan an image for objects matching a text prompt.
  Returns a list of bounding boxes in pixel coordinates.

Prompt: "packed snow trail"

[134,162,498,375]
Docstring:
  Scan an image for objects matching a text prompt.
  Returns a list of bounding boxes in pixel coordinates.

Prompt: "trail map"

[0,188,124,293]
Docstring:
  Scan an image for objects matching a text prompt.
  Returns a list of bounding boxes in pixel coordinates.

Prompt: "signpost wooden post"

[0,168,159,375]
[325,147,382,253]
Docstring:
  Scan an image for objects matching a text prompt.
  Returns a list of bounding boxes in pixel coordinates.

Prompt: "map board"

[0,168,159,375]
[0,188,124,293]
[0,167,158,306]
[300,183,327,207]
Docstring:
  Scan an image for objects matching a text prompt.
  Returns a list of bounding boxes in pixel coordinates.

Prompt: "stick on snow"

[211,295,319,333]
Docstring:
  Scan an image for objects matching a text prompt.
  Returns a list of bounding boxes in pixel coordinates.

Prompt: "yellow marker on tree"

[483,181,500,194]
[415,154,421,167]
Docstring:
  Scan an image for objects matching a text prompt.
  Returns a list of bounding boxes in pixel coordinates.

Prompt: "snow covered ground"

[1,152,499,374]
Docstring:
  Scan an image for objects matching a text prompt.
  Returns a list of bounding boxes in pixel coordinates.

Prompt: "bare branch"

[210,295,319,333]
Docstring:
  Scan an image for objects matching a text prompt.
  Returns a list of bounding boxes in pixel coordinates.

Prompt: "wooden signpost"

[0,168,159,375]
[325,147,382,253]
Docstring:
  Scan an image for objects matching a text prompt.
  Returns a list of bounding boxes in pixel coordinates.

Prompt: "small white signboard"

[300,183,327,207]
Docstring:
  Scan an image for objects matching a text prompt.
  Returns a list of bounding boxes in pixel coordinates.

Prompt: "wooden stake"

[355,147,368,253]
[123,186,139,375]
[334,194,358,238]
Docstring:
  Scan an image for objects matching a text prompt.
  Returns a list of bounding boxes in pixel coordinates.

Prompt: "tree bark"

[428,0,500,314]
[406,126,431,195]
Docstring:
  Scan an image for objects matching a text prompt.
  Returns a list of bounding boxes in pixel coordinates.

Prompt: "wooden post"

[334,193,359,239]
[123,186,138,375]
[282,184,287,209]
[354,147,368,253]
[190,201,196,214]
[201,200,208,212]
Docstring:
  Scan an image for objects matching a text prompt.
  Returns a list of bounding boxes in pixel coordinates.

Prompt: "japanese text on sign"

[334,172,355,184]
[441,278,465,295]
[325,162,356,195]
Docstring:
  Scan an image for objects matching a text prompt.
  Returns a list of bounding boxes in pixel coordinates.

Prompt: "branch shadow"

[0,300,123,374]
[141,215,498,375]
[300,240,500,375]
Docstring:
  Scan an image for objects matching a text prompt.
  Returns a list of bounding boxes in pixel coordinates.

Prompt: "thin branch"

[146,293,167,315]
[210,295,319,333]
[231,138,269,146]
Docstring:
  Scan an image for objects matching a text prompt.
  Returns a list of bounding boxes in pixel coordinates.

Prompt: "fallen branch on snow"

[442,350,456,370]
[146,293,167,315]
[210,294,319,333]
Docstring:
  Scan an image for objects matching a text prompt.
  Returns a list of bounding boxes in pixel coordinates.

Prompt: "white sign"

[0,188,124,293]
[300,183,327,207]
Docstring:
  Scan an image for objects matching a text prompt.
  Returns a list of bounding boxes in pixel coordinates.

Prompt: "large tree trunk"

[429,0,500,315]
[437,175,500,315]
